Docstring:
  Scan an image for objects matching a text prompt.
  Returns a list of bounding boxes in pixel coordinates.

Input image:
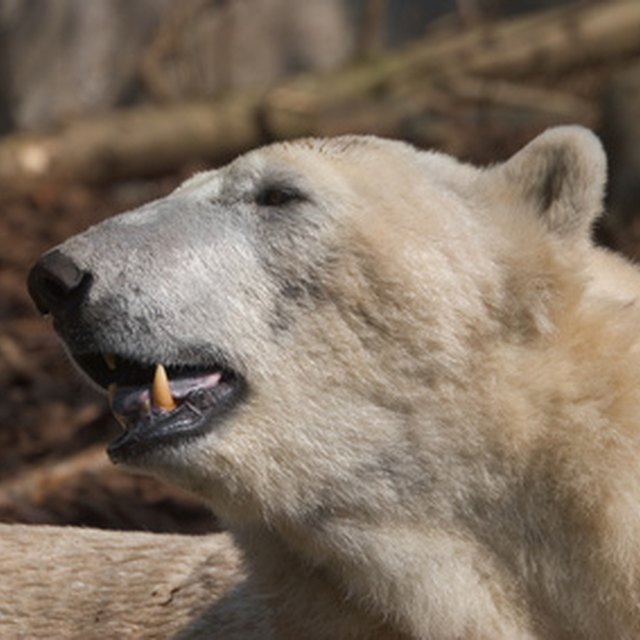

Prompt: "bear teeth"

[152,364,177,411]
[107,366,223,431]
[108,364,177,427]
[103,353,117,370]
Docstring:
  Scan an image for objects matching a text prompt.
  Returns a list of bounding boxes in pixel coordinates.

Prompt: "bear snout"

[28,249,92,317]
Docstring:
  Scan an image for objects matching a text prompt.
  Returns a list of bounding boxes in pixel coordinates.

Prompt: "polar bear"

[18,127,640,639]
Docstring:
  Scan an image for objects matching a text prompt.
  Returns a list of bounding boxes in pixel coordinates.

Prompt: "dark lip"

[107,376,247,464]
[68,350,247,463]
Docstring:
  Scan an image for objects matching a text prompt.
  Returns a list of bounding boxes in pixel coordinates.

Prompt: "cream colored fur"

[0,526,268,639]
[4,127,640,638]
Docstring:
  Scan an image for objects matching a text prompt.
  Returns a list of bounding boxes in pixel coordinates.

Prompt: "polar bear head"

[28,127,607,527]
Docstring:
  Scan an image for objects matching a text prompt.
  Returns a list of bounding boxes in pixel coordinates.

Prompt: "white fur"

[6,127,640,638]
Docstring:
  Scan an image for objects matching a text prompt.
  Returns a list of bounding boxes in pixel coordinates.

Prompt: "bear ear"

[494,126,607,239]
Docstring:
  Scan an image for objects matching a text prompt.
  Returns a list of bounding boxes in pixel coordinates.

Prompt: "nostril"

[27,250,92,316]
[39,272,75,303]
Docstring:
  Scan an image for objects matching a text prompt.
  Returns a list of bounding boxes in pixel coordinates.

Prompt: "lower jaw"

[107,382,247,464]
[108,405,209,464]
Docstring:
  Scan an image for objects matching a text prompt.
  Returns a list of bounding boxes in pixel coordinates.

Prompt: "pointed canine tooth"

[152,364,176,410]
[104,353,117,371]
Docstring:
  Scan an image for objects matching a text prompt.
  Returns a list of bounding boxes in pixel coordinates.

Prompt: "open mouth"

[73,352,246,463]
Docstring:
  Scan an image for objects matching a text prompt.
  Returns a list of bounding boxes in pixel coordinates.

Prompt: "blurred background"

[1,0,639,534]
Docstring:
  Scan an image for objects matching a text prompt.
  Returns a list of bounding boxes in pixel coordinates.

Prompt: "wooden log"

[265,0,640,136]
[400,0,640,81]
[0,93,262,186]
[0,0,637,186]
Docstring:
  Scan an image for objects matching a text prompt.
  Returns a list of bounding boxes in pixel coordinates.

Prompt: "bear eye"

[255,185,305,207]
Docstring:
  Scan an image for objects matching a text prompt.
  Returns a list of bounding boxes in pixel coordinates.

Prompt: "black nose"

[27,250,91,316]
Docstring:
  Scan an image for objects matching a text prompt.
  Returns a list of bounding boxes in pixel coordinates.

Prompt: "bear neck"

[232,524,409,639]
[229,273,640,639]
